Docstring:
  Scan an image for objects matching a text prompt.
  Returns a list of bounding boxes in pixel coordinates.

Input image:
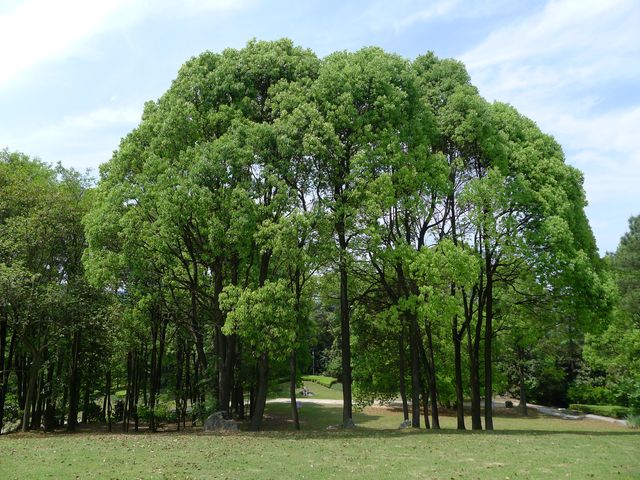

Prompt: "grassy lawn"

[269,380,344,400]
[1,404,638,479]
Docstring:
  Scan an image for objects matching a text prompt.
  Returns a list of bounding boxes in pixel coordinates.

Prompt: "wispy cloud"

[3,106,143,172]
[360,0,517,33]
[0,0,257,87]
[457,0,640,252]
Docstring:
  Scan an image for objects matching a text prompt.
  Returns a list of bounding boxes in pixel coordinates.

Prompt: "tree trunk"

[175,344,183,431]
[218,332,236,415]
[148,319,158,432]
[484,260,494,431]
[21,357,38,432]
[30,372,43,430]
[409,314,421,429]
[289,350,300,430]
[398,331,409,422]
[249,352,269,431]
[249,251,271,431]
[0,320,16,434]
[467,320,482,430]
[67,330,82,432]
[106,370,112,432]
[337,224,353,428]
[452,314,466,430]
[517,346,528,416]
[421,384,430,429]
[43,362,56,431]
[424,321,440,429]
[81,385,90,424]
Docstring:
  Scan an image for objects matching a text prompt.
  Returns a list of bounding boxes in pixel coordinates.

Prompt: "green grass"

[270,380,343,400]
[2,403,639,479]
[570,404,630,418]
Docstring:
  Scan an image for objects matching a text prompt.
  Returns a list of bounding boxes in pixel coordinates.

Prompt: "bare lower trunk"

[409,315,421,429]
[67,331,82,432]
[398,331,409,422]
[249,352,269,431]
[484,261,494,431]
[289,350,300,430]
[453,318,466,430]
[339,248,353,427]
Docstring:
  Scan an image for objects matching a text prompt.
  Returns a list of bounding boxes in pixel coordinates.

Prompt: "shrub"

[568,384,614,405]
[2,393,21,423]
[626,413,640,429]
[138,403,176,424]
[569,404,630,419]
[83,401,103,423]
[302,375,337,389]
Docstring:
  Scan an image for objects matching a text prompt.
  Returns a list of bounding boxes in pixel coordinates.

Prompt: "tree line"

[1,39,634,434]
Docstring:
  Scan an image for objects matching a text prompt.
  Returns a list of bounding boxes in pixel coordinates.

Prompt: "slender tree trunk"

[0,319,16,434]
[484,261,494,431]
[289,350,300,430]
[0,309,6,433]
[106,370,112,432]
[517,346,528,416]
[21,357,38,432]
[249,251,272,431]
[409,314,421,429]
[468,278,484,431]
[30,372,43,430]
[424,322,440,429]
[249,352,269,431]
[337,222,353,428]
[452,314,466,429]
[124,351,132,432]
[43,362,56,431]
[67,330,82,432]
[421,384,430,429]
[468,334,482,430]
[149,322,158,431]
[219,333,236,415]
[398,331,409,422]
[176,344,183,431]
[81,385,90,424]
[17,354,26,410]
[233,344,244,420]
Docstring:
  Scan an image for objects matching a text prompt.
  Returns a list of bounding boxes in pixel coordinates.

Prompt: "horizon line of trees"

[1,39,635,435]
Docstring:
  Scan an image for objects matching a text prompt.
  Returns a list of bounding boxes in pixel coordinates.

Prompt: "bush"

[83,401,103,423]
[568,384,614,405]
[569,404,630,419]
[191,401,216,423]
[626,413,640,429]
[2,393,21,423]
[138,403,176,424]
[302,375,337,389]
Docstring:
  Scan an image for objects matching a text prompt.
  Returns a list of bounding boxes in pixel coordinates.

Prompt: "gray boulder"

[204,411,238,432]
[399,419,412,429]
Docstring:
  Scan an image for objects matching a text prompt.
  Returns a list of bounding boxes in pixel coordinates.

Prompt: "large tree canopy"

[1,39,614,435]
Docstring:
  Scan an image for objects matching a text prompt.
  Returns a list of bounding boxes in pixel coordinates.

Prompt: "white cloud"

[34,107,143,138]
[0,0,256,87]
[3,106,143,172]
[361,0,518,33]
[457,0,640,253]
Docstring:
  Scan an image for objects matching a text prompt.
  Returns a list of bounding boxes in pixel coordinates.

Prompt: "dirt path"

[268,395,630,427]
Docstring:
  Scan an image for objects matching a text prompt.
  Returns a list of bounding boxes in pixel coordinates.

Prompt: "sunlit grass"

[1,403,638,479]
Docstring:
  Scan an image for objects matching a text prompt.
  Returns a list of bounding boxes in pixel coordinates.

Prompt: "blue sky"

[1,0,638,254]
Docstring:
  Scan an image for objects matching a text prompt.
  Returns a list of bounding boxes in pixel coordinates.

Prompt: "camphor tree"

[80,39,608,432]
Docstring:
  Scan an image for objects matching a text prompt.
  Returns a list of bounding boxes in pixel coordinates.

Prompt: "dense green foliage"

[0,39,629,438]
